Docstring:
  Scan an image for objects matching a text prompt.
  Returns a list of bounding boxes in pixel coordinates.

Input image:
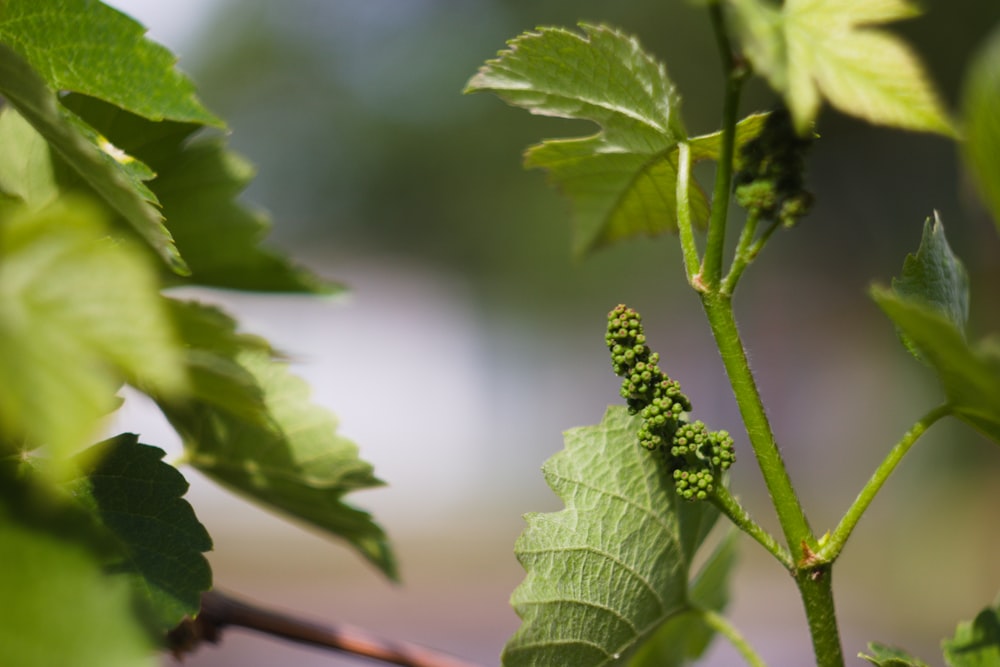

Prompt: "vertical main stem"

[795,570,844,667]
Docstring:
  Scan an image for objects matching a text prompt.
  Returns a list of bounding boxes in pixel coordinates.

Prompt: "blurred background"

[104,1,1000,665]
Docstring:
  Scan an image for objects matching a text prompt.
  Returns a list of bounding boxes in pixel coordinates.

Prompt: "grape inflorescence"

[606,304,735,501]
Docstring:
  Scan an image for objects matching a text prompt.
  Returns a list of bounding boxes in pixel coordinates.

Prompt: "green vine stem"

[817,404,952,563]
[711,484,793,570]
[699,3,747,290]
[697,606,769,667]
[794,567,844,667]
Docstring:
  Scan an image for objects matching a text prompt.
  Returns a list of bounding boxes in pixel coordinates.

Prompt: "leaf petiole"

[818,404,952,562]
[695,605,769,667]
[676,141,702,283]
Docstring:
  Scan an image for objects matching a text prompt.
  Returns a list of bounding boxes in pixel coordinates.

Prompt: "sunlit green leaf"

[0,107,59,206]
[630,530,739,667]
[943,601,1000,667]
[961,24,1000,232]
[0,0,220,126]
[728,0,954,136]
[0,44,185,271]
[685,112,772,163]
[871,288,1000,444]
[502,406,720,666]
[892,213,969,342]
[69,434,212,632]
[161,349,396,580]
[61,94,336,293]
[466,23,708,256]
[859,641,930,666]
[0,466,157,667]
[0,198,184,465]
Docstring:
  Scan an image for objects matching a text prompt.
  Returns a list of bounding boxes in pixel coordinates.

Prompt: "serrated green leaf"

[503,406,717,667]
[163,299,273,429]
[892,213,969,335]
[729,0,954,136]
[961,24,1000,232]
[0,466,157,667]
[0,44,186,271]
[60,94,336,293]
[0,0,220,127]
[686,112,772,163]
[871,288,1000,443]
[0,198,184,465]
[68,434,212,632]
[466,23,708,256]
[943,602,1000,667]
[630,530,739,667]
[161,349,396,580]
[859,641,930,666]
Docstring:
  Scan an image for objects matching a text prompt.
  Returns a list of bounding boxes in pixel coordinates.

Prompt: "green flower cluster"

[734,107,813,229]
[606,304,735,501]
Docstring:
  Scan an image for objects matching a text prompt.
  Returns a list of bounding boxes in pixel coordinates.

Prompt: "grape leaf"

[0,198,184,464]
[68,434,212,632]
[0,465,157,667]
[0,0,220,127]
[892,213,969,338]
[164,299,273,429]
[60,95,336,293]
[961,24,1000,232]
[0,106,59,206]
[630,529,739,667]
[161,349,396,580]
[860,642,930,667]
[0,44,185,271]
[503,406,722,667]
[943,602,1000,667]
[685,112,772,163]
[871,288,1000,444]
[728,0,954,136]
[465,23,709,256]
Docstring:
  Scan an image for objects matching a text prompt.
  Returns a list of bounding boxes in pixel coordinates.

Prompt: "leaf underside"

[466,23,708,256]
[503,406,720,667]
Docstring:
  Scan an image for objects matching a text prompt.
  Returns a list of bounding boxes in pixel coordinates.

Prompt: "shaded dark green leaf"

[69,434,212,631]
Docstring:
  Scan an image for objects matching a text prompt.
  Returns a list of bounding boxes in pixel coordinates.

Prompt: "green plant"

[0,1,409,665]
[466,2,1000,666]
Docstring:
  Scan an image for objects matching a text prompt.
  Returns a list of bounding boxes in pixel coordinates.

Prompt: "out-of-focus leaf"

[0,44,185,271]
[728,0,954,136]
[0,107,59,206]
[859,642,931,666]
[630,530,739,667]
[0,465,157,667]
[466,23,708,256]
[0,198,184,465]
[502,406,723,666]
[0,0,220,126]
[961,24,1000,232]
[942,601,1000,667]
[891,213,969,339]
[871,289,1000,444]
[161,349,396,580]
[163,299,272,429]
[69,434,212,632]
[61,94,336,293]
